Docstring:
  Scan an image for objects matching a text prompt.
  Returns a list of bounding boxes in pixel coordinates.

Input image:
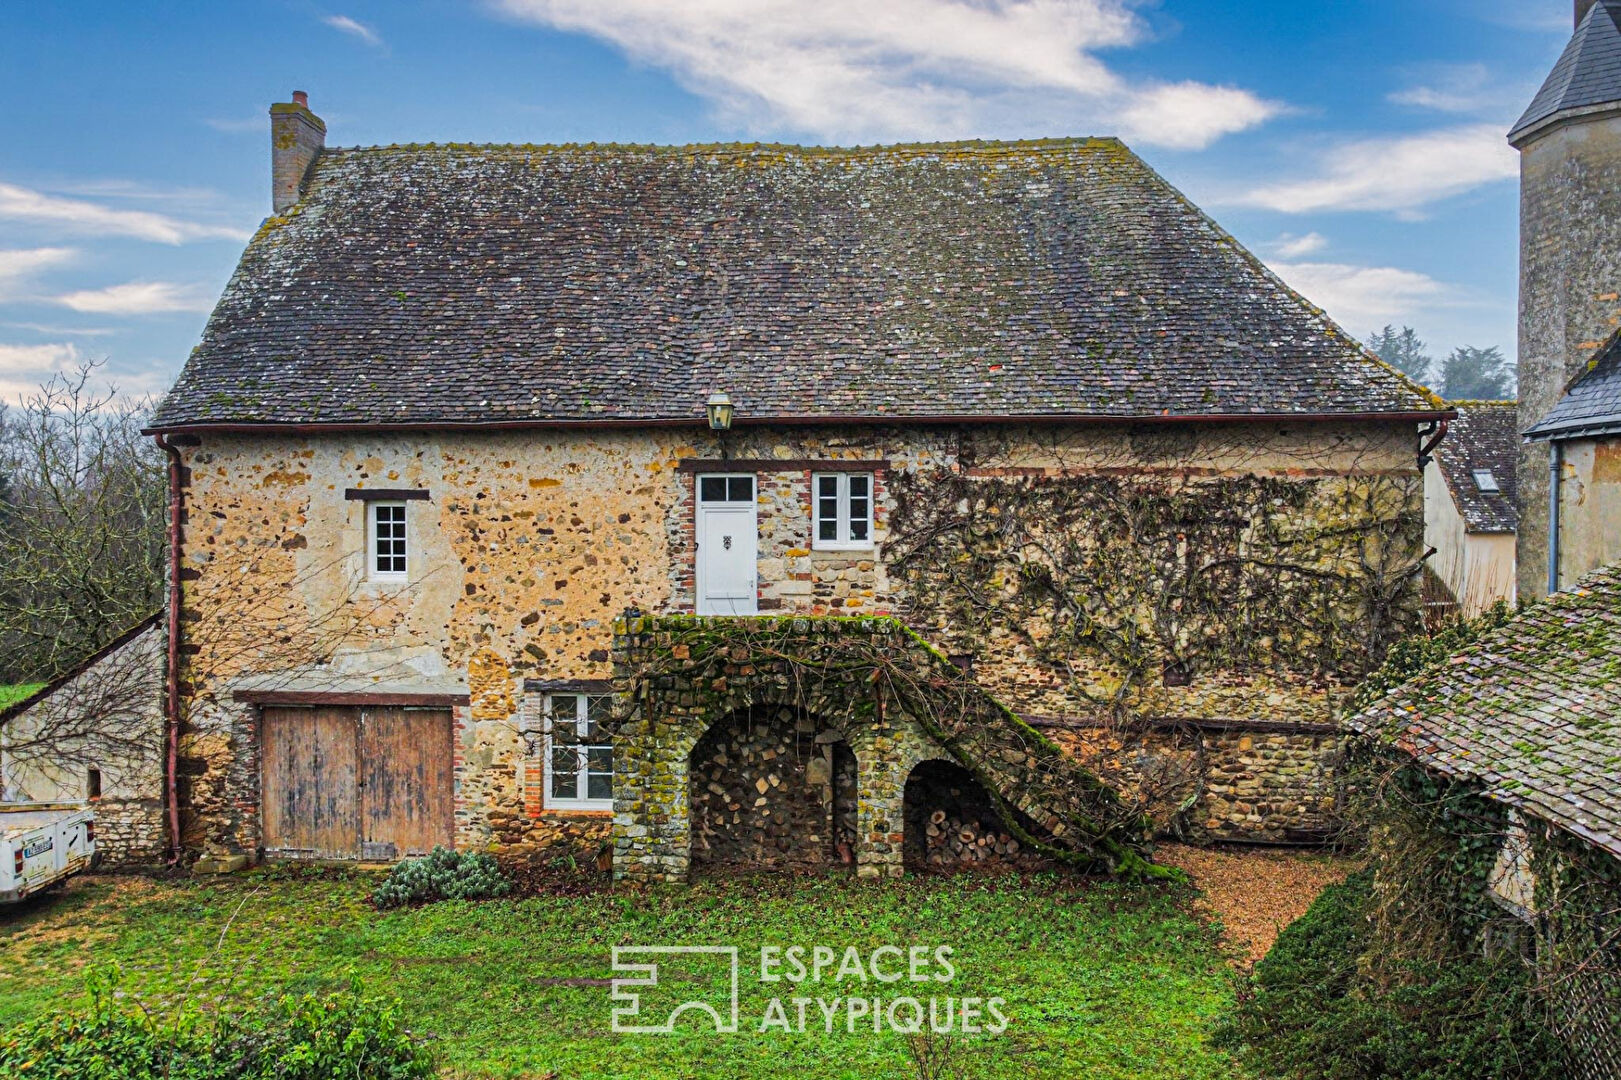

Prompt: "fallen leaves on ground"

[1157,842,1360,964]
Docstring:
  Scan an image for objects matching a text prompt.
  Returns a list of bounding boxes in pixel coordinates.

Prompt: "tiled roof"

[1349,563,1621,859]
[150,140,1440,430]
[1526,331,1621,441]
[1511,0,1621,143]
[1435,401,1520,533]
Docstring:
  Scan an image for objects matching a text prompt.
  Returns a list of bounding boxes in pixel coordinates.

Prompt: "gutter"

[152,434,188,865]
[141,408,1456,438]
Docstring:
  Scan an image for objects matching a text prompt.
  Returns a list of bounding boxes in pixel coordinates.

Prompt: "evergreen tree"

[1439,345,1514,400]
[1366,325,1433,384]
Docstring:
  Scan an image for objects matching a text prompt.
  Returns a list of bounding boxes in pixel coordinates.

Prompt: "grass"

[0,684,43,708]
[0,868,1242,1079]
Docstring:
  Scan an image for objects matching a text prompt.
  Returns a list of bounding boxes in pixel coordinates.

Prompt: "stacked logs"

[921,808,1022,865]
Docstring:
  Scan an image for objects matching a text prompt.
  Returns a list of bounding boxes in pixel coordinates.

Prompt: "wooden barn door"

[261,706,361,860]
[358,707,454,861]
[261,705,453,861]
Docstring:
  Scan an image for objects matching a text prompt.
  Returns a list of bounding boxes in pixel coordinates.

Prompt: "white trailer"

[0,803,94,903]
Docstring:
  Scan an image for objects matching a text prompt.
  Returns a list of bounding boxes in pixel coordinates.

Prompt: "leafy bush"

[1347,601,1514,715]
[0,970,435,1079]
[1215,870,1569,1080]
[371,845,511,909]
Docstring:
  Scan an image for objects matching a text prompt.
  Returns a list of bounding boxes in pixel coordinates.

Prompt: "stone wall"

[1551,435,1621,589]
[1057,721,1342,844]
[171,418,1421,863]
[0,619,167,867]
[1516,110,1621,601]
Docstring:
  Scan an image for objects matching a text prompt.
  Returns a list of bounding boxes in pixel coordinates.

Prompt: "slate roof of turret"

[1526,330,1621,441]
[1510,0,1621,143]
[1434,401,1520,534]
[1349,562,1621,859]
[150,139,1441,430]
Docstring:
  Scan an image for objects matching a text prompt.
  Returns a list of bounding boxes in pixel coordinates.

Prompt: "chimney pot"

[270,93,326,214]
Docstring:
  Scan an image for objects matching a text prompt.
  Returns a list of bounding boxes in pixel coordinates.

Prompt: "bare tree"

[0,360,166,684]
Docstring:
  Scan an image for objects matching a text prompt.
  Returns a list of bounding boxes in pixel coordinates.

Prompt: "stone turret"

[1510,0,1621,599]
[270,90,325,215]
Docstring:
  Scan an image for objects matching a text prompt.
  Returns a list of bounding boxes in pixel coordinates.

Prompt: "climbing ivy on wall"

[885,465,1424,719]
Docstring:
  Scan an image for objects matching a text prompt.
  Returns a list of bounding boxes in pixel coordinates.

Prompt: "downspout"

[1417,419,1449,469]
[153,434,184,865]
[1549,441,1563,596]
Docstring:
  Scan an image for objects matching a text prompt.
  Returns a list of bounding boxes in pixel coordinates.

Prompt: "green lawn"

[0,869,1242,1079]
[0,684,43,708]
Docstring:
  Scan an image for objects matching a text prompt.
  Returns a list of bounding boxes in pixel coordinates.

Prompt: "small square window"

[812,473,875,550]
[369,502,408,579]
[698,474,755,505]
[541,693,614,810]
[1471,469,1501,493]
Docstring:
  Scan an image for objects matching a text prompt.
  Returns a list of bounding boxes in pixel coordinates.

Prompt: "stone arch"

[902,758,1048,871]
[687,703,857,872]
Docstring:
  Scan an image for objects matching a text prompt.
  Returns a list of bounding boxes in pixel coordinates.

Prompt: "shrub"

[370,845,511,909]
[1215,870,1569,1080]
[1347,601,1514,715]
[0,970,435,1080]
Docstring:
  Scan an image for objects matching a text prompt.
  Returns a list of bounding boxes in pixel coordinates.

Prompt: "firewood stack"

[921,808,1022,865]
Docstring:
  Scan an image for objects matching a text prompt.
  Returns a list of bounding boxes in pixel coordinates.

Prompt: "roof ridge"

[320,136,1126,157]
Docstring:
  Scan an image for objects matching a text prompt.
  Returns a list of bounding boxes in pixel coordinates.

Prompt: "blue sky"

[0,0,1578,402]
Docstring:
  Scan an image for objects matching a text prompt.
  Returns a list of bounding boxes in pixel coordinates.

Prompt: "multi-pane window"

[369,502,408,578]
[545,694,613,810]
[813,473,873,549]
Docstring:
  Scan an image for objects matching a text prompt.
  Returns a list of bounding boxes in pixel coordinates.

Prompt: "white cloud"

[323,14,383,47]
[0,341,79,374]
[490,0,1280,148]
[53,281,215,315]
[1237,124,1518,217]
[1389,63,1492,113]
[1272,232,1327,258]
[1268,260,1455,331]
[0,247,77,299]
[0,182,249,244]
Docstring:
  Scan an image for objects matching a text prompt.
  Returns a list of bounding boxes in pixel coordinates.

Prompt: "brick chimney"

[269,90,325,214]
[1578,0,1599,26]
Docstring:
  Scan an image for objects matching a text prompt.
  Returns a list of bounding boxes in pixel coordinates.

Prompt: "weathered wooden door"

[358,707,454,860]
[261,706,360,860]
[261,706,453,861]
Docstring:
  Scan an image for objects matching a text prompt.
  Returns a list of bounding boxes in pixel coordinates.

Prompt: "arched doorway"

[903,759,1047,871]
[688,704,857,871]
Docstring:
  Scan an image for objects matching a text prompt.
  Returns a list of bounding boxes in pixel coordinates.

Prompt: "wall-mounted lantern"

[706,391,734,431]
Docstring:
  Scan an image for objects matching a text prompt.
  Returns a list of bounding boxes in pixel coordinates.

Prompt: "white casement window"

[368,501,408,580]
[544,693,613,810]
[813,473,874,550]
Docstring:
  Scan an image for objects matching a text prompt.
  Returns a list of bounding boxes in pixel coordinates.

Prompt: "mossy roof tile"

[1351,562,1621,857]
[151,139,1439,429]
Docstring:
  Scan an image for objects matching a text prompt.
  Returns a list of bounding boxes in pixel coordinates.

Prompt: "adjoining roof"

[149,139,1440,431]
[1525,330,1621,442]
[1348,564,1621,859]
[1434,401,1520,533]
[1510,0,1621,144]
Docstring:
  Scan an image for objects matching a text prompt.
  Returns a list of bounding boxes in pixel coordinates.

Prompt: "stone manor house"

[12,93,1451,878]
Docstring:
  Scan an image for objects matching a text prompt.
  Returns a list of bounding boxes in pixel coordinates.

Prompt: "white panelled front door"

[696,474,758,615]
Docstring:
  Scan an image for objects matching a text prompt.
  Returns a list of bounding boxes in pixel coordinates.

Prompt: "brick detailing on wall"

[610,614,1159,884]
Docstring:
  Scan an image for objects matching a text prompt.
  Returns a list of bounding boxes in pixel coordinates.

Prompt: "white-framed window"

[544,693,613,810]
[368,501,408,580]
[813,473,873,549]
